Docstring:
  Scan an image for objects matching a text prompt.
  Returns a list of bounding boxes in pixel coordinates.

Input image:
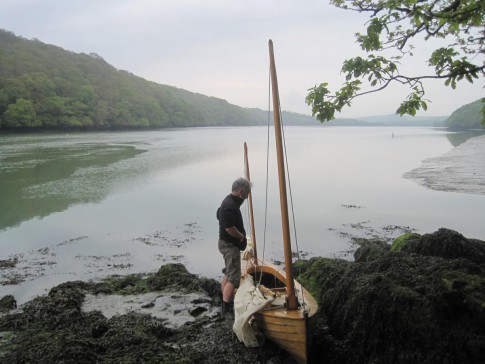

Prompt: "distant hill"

[1,29,476,131]
[0,29,323,130]
[352,114,447,126]
[446,98,485,130]
[0,30,303,130]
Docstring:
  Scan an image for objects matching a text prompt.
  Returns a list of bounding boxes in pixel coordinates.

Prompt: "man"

[217,177,250,317]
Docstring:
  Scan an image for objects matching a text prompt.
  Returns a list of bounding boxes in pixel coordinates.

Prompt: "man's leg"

[222,279,235,303]
[222,279,235,316]
[218,240,238,316]
[220,268,228,294]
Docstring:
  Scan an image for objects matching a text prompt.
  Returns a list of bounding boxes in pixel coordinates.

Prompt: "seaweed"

[1,229,484,363]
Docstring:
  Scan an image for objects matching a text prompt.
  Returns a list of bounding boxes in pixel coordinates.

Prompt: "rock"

[2,230,484,363]
[400,228,485,264]
[141,302,155,309]
[148,263,203,292]
[390,232,421,252]
[0,258,17,269]
[0,295,17,313]
[0,264,290,363]
[354,238,390,262]
[298,229,485,364]
[189,306,207,317]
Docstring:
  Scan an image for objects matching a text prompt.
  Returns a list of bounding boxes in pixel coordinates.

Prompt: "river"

[1,126,484,303]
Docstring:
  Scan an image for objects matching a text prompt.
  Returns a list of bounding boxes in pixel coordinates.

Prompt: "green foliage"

[4,98,40,127]
[307,0,485,123]
[306,80,361,122]
[446,98,485,130]
[0,30,278,130]
[390,233,421,252]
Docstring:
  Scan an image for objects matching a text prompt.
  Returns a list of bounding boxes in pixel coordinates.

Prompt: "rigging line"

[278,96,306,307]
[259,62,272,285]
[279,107,301,262]
[243,154,251,240]
[244,154,252,234]
[243,158,259,282]
[243,196,251,240]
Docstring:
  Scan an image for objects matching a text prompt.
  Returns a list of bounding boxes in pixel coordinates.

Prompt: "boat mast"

[268,39,298,310]
[244,142,257,262]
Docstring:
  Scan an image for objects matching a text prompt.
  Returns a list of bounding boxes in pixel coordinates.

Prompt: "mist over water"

[1,127,484,303]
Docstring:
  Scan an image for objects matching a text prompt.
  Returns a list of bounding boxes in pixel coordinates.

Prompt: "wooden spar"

[268,39,298,310]
[244,142,257,261]
[236,40,318,364]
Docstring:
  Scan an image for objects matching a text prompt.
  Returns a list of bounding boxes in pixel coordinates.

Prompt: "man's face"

[240,189,250,200]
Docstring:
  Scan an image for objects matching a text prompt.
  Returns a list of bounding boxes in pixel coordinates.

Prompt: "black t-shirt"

[217,194,246,244]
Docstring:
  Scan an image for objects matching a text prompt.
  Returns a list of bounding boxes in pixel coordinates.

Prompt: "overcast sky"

[1,0,483,118]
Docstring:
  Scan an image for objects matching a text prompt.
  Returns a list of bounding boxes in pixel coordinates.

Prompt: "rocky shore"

[1,228,484,363]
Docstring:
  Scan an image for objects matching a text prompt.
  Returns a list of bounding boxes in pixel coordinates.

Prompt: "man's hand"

[236,237,247,251]
[225,226,247,250]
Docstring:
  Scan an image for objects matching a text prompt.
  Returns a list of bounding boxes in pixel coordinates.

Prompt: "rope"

[279,106,307,308]
[252,60,305,296]
[279,108,302,271]
[257,64,272,286]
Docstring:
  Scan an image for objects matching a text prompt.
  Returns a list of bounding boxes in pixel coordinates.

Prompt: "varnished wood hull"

[243,261,318,364]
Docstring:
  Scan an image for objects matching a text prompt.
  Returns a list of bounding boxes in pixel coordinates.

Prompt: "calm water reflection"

[0,139,145,230]
[1,127,484,303]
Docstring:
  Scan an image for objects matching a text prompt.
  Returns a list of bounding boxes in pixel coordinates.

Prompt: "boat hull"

[243,261,318,363]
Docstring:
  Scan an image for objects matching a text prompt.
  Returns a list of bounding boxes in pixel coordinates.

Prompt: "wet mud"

[1,229,485,363]
[0,223,200,298]
[404,135,485,195]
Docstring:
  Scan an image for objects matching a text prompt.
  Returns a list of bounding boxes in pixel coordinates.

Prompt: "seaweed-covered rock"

[298,229,485,364]
[92,263,218,297]
[390,232,421,252]
[0,295,17,313]
[298,257,352,306]
[2,230,484,364]
[400,228,485,264]
[148,263,203,292]
[0,258,17,269]
[354,238,390,262]
[0,264,292,363]
[98,273,150,295]
[198,276,221,298]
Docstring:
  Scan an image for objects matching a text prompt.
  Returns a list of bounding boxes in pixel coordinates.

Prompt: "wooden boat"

[240,39,319,364]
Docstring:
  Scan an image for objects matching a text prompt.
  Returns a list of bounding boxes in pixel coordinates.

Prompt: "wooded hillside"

[446,98,485,130]
[0,30,318,130]
[5,29,480,131]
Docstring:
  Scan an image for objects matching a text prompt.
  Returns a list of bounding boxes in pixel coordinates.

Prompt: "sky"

[0,0,483,118]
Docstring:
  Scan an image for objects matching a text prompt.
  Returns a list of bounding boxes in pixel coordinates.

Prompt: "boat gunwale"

[242,257,318,318]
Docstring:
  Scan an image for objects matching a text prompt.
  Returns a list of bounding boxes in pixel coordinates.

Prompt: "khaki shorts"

[218,239,241,288]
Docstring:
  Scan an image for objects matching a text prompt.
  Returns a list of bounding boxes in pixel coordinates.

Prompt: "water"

[1,126,484,303]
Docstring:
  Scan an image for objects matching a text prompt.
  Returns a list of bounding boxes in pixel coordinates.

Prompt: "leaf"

[307,0,484,122]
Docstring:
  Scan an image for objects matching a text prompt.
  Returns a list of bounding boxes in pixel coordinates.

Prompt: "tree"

[3,98,40,127]
[21,72,55,104]
[306,0,485,123]
[446,98,485,129]
[39,95,70,126]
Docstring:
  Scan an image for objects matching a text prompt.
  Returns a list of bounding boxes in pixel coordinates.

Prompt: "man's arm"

[225,226,245,242]
[225,226,247,251]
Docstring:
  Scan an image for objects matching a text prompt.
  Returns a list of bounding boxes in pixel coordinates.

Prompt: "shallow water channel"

[1,126,484,303]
